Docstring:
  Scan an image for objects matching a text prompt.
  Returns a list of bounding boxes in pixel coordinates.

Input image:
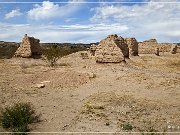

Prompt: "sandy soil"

[0,52,179,134]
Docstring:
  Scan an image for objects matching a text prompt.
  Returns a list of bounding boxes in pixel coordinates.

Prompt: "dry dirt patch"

[68,92,180,132]
[130,54,180,72]
[0,53,180,133]
[11,70,90,90]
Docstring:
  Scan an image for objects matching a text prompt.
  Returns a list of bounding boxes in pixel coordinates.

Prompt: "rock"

[125,38,139,56]
[41,81,50,84]
[80,52,89,59]
[170,44,178,54]
[155,47,160,56]
[15,34,42,58]
[88,72,96,78]
[35,83,45,88]
[95,34,128,63]
[105,122,110,126]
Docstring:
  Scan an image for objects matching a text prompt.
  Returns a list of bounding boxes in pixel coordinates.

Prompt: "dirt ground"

[0,52,179,134]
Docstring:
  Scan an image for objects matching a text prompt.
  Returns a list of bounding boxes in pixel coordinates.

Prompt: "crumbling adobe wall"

[15,34,42,58]
[125,38,139,56]
[89,44,97,56]
[139,39,179,54]
[29,37,42,55]
[138,39,158,54]
[177,46,180,53]
[170,44,178,54]
[95,34,129,63]
[158,43,172,53]
[114,36,129,58]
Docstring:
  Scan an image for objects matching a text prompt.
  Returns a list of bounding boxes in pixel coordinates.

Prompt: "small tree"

[43,45,70,67]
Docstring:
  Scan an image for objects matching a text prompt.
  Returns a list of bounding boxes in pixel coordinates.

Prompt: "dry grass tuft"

[119,72,151,82]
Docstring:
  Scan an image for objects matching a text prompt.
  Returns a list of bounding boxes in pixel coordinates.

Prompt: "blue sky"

[0,0,180,43]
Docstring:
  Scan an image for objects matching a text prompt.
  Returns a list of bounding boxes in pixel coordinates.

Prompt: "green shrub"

[141,127,159,135]
[122,122,133,131]
[42,45,72,67]
[0,102,39,134]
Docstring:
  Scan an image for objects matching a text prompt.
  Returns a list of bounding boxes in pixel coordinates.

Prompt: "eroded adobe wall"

[29,37,42,55]
[95,34,129,63]
[139,39,179,54]
[138,39,158,54]
[125,38,138,56]
[15,34,42,58]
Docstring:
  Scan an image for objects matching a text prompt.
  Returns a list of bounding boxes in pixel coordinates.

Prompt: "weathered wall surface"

[177,46,180,53]
[95,34,129,63]
[15,34,42,58]
[170,44,178,54]
[114,36,129,58]
[125,38,138,56]
[138,39,158,54]
[138,39,179,54]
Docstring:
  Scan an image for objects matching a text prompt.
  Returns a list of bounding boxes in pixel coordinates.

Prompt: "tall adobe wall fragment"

[15,34,42,58]
[114,36,129,58]
[95,34,129,63]
[170,44,178,54]
[125,38,139,56]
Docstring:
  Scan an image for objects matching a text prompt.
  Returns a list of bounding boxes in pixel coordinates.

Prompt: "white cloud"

[0,23,128,43]
[90,0,180,42]
[64,18,77,23]
[27,0,84,20]
[5,9,22,19]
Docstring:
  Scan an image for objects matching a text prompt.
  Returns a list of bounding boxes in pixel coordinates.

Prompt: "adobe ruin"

[125,38,139,56]
[95,34,129,63]
[15,34,42,58]
[138,38,179,54]
[170,44,178,54]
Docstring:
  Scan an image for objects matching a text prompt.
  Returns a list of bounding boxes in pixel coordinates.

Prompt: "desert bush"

[141,123,159,135]
[141,128,159,135]
[0,44,19,59]
[42,45,88,67]
[0,102,39,134]
[42,45,72,67]
[121,123,133,131]
[80,52,89,59]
